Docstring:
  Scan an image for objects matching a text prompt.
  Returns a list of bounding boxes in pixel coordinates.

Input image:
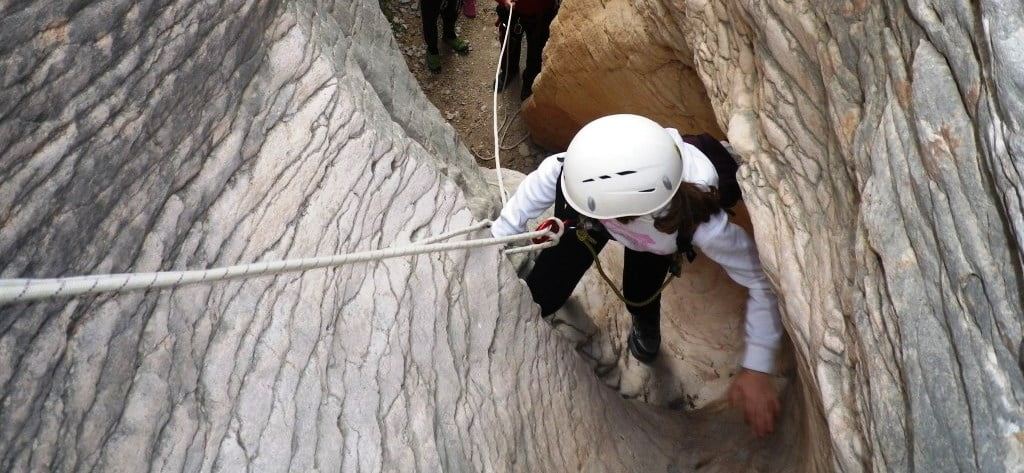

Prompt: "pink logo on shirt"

[600,219,657,251]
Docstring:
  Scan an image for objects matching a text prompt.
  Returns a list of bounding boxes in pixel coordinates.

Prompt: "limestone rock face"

[531,0,1024,471]
[0,1,788,472]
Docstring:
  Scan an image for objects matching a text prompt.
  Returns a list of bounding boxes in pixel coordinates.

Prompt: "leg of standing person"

[495,4,522,91]
[519,4,557,100]
[441,0,470,53]
[421,0,443,72]
[526,230,609,317]
[621,248,672,363]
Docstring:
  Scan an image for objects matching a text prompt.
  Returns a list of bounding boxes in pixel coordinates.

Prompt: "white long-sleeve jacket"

[491,129,783,373]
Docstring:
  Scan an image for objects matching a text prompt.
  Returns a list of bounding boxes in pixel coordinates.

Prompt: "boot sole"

[628,332,658,364]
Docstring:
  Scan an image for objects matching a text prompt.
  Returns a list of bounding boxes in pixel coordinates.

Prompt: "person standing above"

[421,0,471,73]
[493,0,559,100]
[491,114,785,437]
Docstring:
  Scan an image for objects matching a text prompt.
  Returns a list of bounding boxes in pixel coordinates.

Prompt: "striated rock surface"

[531,0,1024,471]
[1,1,793,472]
[8,0,1022,470]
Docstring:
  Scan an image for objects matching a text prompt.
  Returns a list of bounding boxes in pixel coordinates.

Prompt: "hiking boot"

[520,75,535,100]
[463,0,477,18]
[520,83,533,101]
[443,37,470,54]
[492,69,519,92]
[426,54,442,73]
[628,323,660,364]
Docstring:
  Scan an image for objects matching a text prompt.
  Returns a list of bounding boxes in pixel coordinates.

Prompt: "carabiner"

[532,218,567,244]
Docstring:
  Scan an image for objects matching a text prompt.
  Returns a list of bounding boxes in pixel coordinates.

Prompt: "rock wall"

[530,0,1024,471]
[9,0,1020,471]
[0,1,794,472]
[521,0,724,150]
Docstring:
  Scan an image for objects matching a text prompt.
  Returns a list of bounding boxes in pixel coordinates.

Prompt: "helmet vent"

[582,178,595,183]
[617,171,636,176]
[662,176,673,189]
[638,188,656,193]
[599,175,611,179]
[587,197,597,211]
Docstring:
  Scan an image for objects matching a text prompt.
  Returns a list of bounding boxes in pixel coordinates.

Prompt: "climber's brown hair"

[616,183,721,235]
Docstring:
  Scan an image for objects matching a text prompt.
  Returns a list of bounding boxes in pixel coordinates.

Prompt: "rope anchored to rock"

[0,218,565,306]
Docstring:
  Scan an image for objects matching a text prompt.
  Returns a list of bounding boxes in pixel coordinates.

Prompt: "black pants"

[496,4,558,97]
[525,223,672,332]
[421,0,461,54]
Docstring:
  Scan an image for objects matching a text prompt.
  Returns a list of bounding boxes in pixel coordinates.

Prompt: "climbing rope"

[490,0,518,204]
[574,226,678,307]
[498,109,530,150]
[476,104,522,160]
[2,4,553,307]
[0,218,564,306]
[478,101,532,162]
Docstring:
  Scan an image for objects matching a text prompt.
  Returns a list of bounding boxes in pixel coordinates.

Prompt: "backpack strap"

[672,228,697,277]
[552,157,579,222]
[674,135,728,273]
[681,133,742,209]
[674,134,741,266]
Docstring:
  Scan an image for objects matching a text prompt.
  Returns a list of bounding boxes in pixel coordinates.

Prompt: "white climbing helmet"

[560,114,683,219]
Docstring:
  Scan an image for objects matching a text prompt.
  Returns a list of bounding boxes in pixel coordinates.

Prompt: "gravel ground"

[381,0,551,174]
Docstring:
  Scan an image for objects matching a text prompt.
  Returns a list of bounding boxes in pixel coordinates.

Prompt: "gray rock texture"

[7,0,1023,471]
[530,0,1024,471]
[1,1,788,472]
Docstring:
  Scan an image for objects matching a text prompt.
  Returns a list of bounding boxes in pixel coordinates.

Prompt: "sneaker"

[492,69,519,92]
[443,37,470,54]
[426,54,442,73]
[463,0,477,18]
[627,324,660,364]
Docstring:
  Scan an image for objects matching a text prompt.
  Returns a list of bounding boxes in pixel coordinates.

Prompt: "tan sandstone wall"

[521,0,724,150]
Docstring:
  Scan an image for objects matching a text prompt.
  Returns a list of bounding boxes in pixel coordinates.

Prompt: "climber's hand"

[728,368,781,438]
